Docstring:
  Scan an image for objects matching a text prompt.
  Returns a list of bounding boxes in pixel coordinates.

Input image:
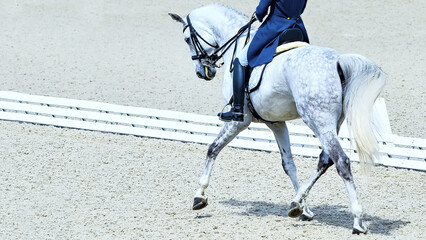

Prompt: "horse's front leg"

[193,120,251,210]
[266,122,313,220]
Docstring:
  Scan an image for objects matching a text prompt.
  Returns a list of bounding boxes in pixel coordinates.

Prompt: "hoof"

[288,201,302,218]
[193,197,208,210]
[299,213,313,221]
[352,227,367,235]
[352,218,367,235]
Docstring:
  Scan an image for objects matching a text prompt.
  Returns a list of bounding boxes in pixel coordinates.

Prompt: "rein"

[183,15,256,71]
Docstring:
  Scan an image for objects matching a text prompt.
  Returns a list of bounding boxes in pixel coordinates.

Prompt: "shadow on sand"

[220,199,409,235]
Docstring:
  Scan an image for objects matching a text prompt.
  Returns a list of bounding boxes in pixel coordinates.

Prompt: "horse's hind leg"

[330,136,367,234]
[332,145,367,234]
[193,120,250,210]
[288,116,345,219]
[288,150,334,219]
[288,114,345,217]
[266,122,313,221]
[292,131,367,234]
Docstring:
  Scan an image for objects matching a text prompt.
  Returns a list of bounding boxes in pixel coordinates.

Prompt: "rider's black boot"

[218,58,246,122]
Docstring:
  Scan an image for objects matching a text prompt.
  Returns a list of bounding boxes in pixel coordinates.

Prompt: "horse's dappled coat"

[170,3,386,235]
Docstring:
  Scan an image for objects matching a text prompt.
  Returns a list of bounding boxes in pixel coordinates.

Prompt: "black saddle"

[278,28,304,45]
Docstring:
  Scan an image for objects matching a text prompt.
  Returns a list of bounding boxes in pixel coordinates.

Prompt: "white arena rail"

[0,91,425,171]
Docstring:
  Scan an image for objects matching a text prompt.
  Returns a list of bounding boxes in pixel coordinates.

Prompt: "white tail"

[338,54,387,171]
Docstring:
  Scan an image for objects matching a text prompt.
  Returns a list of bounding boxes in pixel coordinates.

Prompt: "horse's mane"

[189,4,250,38]
[190,4,249,22]
[213,4,248,19]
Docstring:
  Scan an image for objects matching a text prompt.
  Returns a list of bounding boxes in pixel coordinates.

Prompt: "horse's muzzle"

[196,66,216,81]
[204,66,216,81]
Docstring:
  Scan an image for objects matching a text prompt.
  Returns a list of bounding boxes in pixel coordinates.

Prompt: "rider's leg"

[219,42,250,122]
[219,56,248,122]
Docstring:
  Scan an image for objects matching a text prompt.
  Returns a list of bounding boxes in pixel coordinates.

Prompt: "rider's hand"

[255,0,273,22]
[253,12,260,22]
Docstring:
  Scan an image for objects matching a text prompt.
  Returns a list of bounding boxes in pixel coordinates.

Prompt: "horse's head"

[169,12,217,81]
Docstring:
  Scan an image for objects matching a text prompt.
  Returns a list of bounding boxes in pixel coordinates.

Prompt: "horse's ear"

[168,13,185,25]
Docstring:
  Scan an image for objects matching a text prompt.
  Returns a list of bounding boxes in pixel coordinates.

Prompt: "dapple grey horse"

[169,4,386,234]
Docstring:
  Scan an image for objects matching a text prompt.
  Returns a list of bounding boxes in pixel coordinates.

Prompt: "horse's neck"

[209,23,246,101]
[195,7,248,67]
[193,5,251,101]
[212,20,248,70]
[214,20,253,101]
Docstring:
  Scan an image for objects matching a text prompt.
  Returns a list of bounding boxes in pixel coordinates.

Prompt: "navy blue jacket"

[247,0,309,67]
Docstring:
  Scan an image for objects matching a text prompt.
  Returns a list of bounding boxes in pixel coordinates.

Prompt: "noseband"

[183,15,256,70]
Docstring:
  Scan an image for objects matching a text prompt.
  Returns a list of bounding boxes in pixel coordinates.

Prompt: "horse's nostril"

[196,72,203,78]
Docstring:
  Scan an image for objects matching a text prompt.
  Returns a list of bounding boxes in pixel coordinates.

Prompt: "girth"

[245,64,274,123]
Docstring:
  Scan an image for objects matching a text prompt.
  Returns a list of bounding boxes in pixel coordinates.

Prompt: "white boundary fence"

[0,91,425,171]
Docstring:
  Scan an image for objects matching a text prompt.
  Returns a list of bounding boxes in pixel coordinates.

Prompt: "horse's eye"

[185,38,190,44]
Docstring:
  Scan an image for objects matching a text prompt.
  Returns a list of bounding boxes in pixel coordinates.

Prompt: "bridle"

[183,14,256,71]
[183,16,219,63]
